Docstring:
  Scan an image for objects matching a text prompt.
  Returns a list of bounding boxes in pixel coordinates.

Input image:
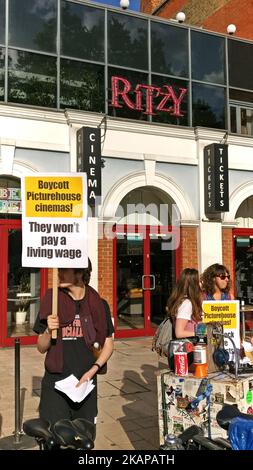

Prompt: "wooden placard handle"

[51,268,58,340]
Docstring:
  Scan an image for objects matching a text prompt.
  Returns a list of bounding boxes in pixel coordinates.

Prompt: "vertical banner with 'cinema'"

[21,173,88,268]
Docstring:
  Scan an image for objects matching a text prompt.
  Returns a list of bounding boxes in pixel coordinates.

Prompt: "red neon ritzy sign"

[111,76,187,117]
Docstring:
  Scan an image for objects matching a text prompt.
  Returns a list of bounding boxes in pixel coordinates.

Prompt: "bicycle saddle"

[23,418,53,441]
[179,425,203,443]
[71,418,96,442]
[53,419,94,450]
[216,404,253,430]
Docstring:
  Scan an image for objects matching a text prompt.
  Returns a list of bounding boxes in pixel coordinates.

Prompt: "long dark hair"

[74,258,92,286]
[58,259,92,286]
[167,268,202,323]
[201,263,231,296]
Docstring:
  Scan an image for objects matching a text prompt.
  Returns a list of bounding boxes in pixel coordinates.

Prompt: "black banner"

[76,127,101,207]
[0,449,251,467]
[204,143,229,215]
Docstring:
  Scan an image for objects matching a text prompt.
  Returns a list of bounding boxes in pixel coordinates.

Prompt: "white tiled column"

[87,216,98,290]
[199,220,223,272]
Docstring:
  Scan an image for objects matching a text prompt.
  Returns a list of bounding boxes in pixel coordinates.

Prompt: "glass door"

[149,226,180,330]
[115,227,145,336]
[0,219,47,346]
[114,225,180,338]
[234,228,253,304]
[234,228,253,339]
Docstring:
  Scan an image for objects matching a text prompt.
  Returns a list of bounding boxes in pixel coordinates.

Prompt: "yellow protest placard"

[25,176,83,218]
[21,173,88,268]
[202,300,241,354]
[202,301,238,329]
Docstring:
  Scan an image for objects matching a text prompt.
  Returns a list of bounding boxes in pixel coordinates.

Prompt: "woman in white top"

[167,268,202,338]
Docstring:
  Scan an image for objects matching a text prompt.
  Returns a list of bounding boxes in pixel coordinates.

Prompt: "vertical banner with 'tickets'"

[21,173,88,268]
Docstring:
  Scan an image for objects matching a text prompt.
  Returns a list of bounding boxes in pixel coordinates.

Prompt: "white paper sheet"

[55,374,95,403]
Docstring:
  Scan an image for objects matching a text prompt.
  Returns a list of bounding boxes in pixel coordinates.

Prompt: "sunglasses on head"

[216,274,230,280]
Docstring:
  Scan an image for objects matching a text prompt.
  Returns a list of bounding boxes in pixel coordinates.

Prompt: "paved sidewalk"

[0,338,160,450]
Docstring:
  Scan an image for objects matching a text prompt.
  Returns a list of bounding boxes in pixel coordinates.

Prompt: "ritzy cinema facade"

[1,0,253,346]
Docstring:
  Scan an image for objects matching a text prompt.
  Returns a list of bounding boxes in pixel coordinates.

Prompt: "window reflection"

[8,50,57,107]
[241,108,253,135]
[0,46,4,101]
[0,175,21,215]
[229,40,253,90]
[230,106,237,133]
[7,229,41,338]
[61,1,104,62]
[60,59,104,112]
[108,67,149,120]
[0,0,5,45]
[191,31,225,84]
[108,12,148,70]
[230,104,253,136]
[192,83,225,129]
[151,75,188,126]
[230,88,253,104]
[151,22,188,77]
[116,235,144,330]
[9,0,57,53]
[1,1,253,135]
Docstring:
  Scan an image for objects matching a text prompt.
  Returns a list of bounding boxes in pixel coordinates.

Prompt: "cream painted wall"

[0,106,253,276]
[0,105,69,152]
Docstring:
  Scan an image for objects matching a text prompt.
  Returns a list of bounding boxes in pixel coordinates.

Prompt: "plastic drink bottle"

[160,434,184,450]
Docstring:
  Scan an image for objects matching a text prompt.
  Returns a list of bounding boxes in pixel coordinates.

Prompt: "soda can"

[174,352,188,376]
[168,340,183,370]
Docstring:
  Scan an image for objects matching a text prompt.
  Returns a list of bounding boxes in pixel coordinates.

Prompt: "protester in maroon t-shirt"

[34,261,114,433]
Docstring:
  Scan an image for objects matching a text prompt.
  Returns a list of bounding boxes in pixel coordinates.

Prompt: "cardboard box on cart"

[157,370,253,445]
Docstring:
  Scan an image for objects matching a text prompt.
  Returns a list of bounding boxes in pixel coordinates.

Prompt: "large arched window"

[235,196,253,228]
[115,185,175,226]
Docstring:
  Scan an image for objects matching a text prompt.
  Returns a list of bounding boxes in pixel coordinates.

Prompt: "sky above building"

[89,0,140,11]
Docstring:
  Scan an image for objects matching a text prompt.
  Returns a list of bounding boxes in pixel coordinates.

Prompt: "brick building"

[140,0,253,40]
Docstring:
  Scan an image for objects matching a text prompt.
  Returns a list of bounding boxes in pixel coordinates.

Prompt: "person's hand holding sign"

[47,314,59,335]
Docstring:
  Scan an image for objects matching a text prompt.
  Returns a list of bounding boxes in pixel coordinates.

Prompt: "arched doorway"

[114,186,180,337]
[0,175,47,346]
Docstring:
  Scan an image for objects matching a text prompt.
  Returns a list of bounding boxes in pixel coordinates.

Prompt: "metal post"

[14,337,21,443]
